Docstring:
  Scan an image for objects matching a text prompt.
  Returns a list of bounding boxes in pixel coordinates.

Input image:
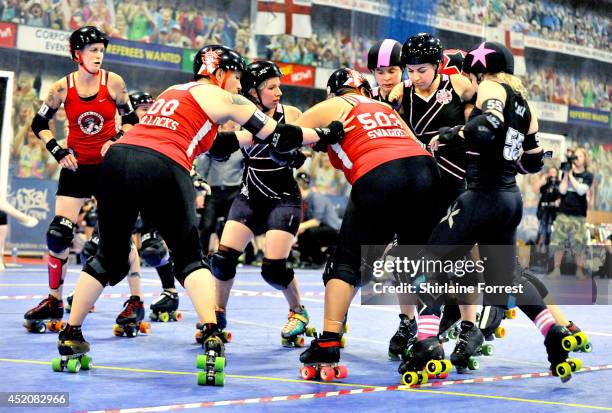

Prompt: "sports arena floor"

[1,263,611,413]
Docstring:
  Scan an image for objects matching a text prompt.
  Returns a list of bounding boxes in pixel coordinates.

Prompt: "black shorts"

[0,211,7,225]
[56,164,102,199]
[85,144,208,286]
[227,193,302,236]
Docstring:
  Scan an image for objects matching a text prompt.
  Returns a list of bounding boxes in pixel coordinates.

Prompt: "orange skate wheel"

[494,326,506,338]
[319,367,335,381]
[296,336,305,347]
[174,311,183,321]
[140,322,152,334]
[335,365,348,379]
[505,308,516,319]
[113,324,124,337]
[300,366,316,380]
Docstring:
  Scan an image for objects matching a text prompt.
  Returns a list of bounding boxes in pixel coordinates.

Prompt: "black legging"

[324,155,441,287]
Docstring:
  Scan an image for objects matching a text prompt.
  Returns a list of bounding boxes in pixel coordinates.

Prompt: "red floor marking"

[0,290,324,300]
[76,364,612,412]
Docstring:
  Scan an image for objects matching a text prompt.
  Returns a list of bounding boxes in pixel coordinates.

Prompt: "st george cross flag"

[255,0,312,38]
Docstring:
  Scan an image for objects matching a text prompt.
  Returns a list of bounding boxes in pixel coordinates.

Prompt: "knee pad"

[520,268,549,299]
[46,216,75,254]
[48,255,67,290]
[211,245,241,281]
[80,233,100,264]
[322,247,361,288]
[140,231,169,267]
[174,258,210,287]
[261,258,294,290]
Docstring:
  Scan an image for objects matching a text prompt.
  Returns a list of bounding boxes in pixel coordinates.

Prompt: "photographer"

[549,148,593,280]
[536,167,560,247]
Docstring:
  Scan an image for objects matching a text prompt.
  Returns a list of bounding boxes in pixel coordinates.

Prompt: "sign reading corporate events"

[16,25,182,70]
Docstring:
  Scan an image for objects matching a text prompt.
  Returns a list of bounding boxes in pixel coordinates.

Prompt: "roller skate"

[23,295,65,333]
[281,306,316,347]
[450,321,485,373]
[52,324,92,373]
[299,333,348,382]
[439,303,462,340]
[195,309,232,344]
[149,290,182,322]
[65,290,95,314]
[388,314,417,360]
[564,321,592,353]
[196,323,226,386]
[545,324,582,383]
[113,296,151,337]
[399,336,452,385]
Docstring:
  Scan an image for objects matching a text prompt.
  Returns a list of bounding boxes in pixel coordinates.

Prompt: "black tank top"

[239,104,300,202]
[466,83,532,190]
[401,75,467,184]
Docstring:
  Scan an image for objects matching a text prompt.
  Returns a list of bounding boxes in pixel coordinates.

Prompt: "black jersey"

[239,104,300,202]
[401,75,467,183]
[465,83,532,191]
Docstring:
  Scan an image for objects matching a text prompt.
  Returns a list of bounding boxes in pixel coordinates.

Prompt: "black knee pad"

[174,258,211,287]
[261,258,294,290]
[211,246,241,281]
[47,216,75,254]
[520,268,549,299]
[80,235,99,263]
[322,247,361,287]
[140,231,169,267]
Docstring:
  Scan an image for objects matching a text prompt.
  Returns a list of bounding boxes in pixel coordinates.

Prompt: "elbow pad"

[462,113,503,145]
[438,125,462,144]
[269,123,303,153]
[31,114,51,138]
[517,151,544,174]
[121,110,139,126]
[208,132,240,162]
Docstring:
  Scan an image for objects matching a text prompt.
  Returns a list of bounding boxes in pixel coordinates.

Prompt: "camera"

[559,151,577,172]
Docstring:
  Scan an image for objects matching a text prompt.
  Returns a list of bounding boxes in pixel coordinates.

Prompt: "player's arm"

[194,86,344,156]
[108,72,138,135]
[516,101,544,174]
[31,78,78,171]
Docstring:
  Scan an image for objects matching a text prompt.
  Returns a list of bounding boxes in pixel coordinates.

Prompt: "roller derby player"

[24,26,138,334]
[291,68,440,381]
[54,45,345,385]
[207,61,315,348]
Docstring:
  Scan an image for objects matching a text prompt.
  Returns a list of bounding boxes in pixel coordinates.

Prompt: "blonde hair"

[574,147,590,170]
[494,73,529,99]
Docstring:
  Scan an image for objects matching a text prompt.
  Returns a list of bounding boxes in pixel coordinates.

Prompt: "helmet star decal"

[198,49,221,76]
[469,42,495,68]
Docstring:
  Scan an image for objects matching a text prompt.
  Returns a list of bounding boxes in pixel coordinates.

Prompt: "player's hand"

[388,83,404,104]
[59,152,78,171]
[429,135,440,151]
[101,140,115,157]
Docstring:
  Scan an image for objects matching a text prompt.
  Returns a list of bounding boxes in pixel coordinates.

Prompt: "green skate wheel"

[481,344,494,356]
[214,356,225,372]
[305,327,317,336]
[582,342,593,353]
[448,328,458,340]
[159,312,170,323]
[66,359,80,373]
[214,372,225,386]
[197,371,207,385]
[562,336,577,351]
[468,358,479,370]
[51,358,63,372]
[80,355,92,370]
[196,354,207,369]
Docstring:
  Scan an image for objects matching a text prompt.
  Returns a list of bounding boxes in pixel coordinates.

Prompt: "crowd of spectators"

[438,0,610,51]
[522,65,611,110]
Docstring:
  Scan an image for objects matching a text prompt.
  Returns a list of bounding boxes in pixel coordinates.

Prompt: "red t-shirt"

[327,94,430,184]
[65,69,117,164]
[119,82,219,171]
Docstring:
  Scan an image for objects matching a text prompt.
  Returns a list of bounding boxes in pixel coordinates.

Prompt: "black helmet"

[241,60,283,93]
[367,39,402,70]
[463,42,514,75]
[193,44,245,80]
[439,49,467,76]
[69,26,109,61]
[326,68,372,97]
[129,91,154,108]
[401,33,443,66]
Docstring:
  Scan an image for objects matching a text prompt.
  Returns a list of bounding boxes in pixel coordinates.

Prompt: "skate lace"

[283,311,303,333]
[120,299,136,317]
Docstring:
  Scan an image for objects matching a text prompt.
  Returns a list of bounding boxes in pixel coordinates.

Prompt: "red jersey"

[327,94,430,184]
[119,82,219,171]
[65,69,117,164]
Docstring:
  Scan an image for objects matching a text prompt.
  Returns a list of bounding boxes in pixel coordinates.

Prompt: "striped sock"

[417,315,441,340]
[534,309,556,337]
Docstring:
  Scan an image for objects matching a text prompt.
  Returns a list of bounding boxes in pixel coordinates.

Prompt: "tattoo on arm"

[230,94,253,106]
